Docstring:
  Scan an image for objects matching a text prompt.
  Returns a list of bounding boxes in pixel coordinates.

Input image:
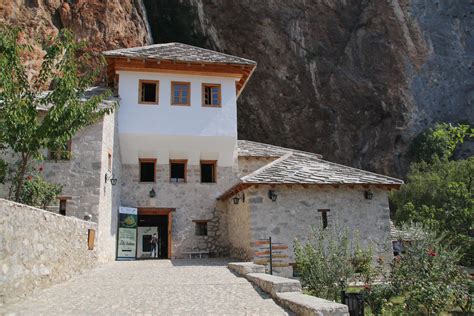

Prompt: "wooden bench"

[182,251,210,259]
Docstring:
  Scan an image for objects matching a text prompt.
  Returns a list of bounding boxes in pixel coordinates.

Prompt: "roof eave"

[217,182,402,202]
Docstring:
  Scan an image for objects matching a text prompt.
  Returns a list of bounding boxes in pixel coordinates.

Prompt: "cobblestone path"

[2,259,290,315]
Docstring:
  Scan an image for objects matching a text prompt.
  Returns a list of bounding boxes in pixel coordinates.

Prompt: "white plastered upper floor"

[117,71,239,166]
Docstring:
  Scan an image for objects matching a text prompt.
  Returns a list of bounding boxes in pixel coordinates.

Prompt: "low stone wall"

[229,262,349,315]
[0,199,99,304]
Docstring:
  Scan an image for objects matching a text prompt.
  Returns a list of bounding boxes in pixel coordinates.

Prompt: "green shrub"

[391,157,474,266]
[294,225,364,301]
[362,283,395,315]
[351,244,374,284]
[390,226,471,315]
[19,173,62,210]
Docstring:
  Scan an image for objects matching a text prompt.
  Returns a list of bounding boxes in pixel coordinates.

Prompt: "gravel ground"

[1,259,291,315]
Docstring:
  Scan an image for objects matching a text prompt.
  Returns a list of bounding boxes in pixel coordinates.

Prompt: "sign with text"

[117,207,137,260]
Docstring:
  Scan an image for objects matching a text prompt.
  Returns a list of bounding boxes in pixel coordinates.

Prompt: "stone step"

[246,273,302,296]
[228,262,266,275]
[276,292,349,316]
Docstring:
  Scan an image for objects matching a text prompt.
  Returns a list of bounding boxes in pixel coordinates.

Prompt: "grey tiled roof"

[103,43,256,66]
[236,140,403,186]
[237,140,322,158]
[36,87,117,111]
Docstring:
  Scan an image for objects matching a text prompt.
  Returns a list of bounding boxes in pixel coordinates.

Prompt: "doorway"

[137,208,173,259]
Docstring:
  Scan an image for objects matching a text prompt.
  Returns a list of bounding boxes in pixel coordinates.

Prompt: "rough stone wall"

[238,157,277,177]
[227,185,393,263]
[0,114,119,264]
[0,199,98,304]
[43,120,104,220]
[0,119,105,221]
[97,112,122,263]
[225,197,252,260]
[120,164,238,258]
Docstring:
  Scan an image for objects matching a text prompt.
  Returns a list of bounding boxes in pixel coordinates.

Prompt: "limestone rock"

[2,1,472,177]
[0,0,151,84]
[143,0,473,177]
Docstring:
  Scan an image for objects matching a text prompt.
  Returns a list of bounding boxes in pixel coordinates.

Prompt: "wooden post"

[269,236,273,275]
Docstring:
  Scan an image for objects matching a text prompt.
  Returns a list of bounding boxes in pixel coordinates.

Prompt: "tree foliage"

[392,123,473,266]
[409,122,472,164]
[0,27,116,201]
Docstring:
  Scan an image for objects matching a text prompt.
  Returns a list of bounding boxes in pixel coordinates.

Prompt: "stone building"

[1,43,403,265]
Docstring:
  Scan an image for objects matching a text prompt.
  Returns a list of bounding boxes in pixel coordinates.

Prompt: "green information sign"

[117,207,137,260]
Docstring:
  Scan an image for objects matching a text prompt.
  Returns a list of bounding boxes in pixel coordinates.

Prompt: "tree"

[390,123,474,266]
[392,123,474,266]
[408,123,472,164]
[0,27,116,201]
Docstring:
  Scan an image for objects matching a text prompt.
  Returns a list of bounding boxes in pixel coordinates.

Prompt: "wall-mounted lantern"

[268,190,278,202]
[233,193,245,204]
[149,188,156,198]
[364,190,373,200]
[105,173,118,186]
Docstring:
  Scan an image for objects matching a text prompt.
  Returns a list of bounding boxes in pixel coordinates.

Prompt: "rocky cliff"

[2,0,472,177]
[0,0,151,79]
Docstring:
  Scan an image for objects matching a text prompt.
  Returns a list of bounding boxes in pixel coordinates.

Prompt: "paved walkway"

[2,259,290,315]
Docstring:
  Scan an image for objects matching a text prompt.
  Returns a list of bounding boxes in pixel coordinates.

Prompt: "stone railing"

[228,262,349,315]
[0,199,99,304]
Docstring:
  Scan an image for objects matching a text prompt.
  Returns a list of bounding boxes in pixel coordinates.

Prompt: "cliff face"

[0,0,151,79]
[2,0,472,177]
[143,0,473,176]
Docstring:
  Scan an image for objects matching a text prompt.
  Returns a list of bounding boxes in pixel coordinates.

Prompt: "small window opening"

[202,84,221,107]
[140,159,156,182]
[318,209,330,229]
[170,160,186,183]
[59,199,67,216]
[107,152,112,172]
[171,82,190,105]
[194,221,208,236]
[139,80,159,104]
[200,161,216,183]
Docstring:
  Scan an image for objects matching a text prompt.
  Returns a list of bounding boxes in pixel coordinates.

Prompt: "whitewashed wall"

[117,71,238,166]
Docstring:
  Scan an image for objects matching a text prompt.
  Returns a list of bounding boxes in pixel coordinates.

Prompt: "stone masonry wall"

[0,114,120,264]
[0,118,105,221]
[225,198,253,260]
[0,199,98,304]
[120,164,239,258]
[238,157,277,177]
[40,120,104,220]
[97,112,122,263]
[225,185,393,264]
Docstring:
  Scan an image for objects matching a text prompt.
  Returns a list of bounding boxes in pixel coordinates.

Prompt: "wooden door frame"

[137,208,175,259]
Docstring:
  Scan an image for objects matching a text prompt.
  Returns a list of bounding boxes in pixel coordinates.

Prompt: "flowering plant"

[390,226,471,315]
[19,167,62,210]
